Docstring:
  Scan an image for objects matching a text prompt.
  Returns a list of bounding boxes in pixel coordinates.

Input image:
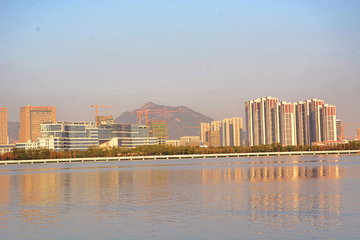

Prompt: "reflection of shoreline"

[202,165,342,184]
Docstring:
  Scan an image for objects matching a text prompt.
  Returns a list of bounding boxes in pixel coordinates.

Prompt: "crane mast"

[90,105,115,126]
[339,122,360,142]
[131,108,178,125]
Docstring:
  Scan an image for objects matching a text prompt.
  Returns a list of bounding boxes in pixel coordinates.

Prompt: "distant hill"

[114,102,213,140]
[8,121,20,144]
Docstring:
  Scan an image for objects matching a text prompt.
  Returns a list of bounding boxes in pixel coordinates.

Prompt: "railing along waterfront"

[0,150,359,165]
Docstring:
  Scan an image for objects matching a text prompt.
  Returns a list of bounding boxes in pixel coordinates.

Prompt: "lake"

[0,154,359,239]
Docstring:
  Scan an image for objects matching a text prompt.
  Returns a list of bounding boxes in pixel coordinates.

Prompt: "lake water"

[0,154,359,239]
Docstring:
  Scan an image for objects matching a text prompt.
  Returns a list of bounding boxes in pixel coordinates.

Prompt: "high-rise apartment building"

[20,106,56,143]
[245,98,258,146]
[264,97,279,144]
[222,118,233,146]
[309,99,324,143]
[232,117,242,146]
[295,100,311,146]
[224,117,243,146]
[336,119,342,141]
[211,121,222,131]
[209,130,221,147]
[200,123,210,145]
[279,102,297,146]
[321,104,336,142]
[0,107,8,144]
[245,97,337,146]
[245,97,278,146]
[208,121,221,147]
[201,117,243,147]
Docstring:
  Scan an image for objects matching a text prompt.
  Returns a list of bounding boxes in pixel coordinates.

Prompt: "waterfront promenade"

[1,150,359,165]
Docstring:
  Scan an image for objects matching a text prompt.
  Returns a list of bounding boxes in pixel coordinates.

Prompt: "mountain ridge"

[114,102,213,140]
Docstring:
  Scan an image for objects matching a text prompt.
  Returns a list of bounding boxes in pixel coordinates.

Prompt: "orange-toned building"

[20,106,56,143]
[0,107,8,144]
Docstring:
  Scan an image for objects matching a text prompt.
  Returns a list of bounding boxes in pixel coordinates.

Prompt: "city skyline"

[1,0,359,136]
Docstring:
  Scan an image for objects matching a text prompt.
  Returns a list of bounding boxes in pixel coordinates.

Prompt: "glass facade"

[98,123,157,148]
[39,122,98,151]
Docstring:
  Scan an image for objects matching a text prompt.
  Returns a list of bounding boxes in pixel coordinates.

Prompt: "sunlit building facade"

[321,104,337,142]
[264,97,279,144]
[15,140,39,150]
[279,102,297,146]
[201,118,243,147]
[0,144,15,154]
[295,100,311,146]
[336,119,342,142]
[245,97,278,146]
[221,118,233,146]
[309,99,324,144]
[0,107,8,144]
[20,105,56,143]
[200,123,210,146]
[209,120,222,147]
[221,117,243,146]
[245,97,336,146]
[98,123,157,148]
[245,98,262,146]
[211,121,222,132]
[180,136,200,146]
[39,121,98,151]
[166,140,180,146]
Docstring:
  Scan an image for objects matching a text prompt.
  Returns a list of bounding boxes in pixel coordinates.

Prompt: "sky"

[1,0,359,135]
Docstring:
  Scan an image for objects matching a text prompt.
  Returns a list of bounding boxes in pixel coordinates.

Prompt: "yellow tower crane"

[90,105,115,126]
[339,123,360,142]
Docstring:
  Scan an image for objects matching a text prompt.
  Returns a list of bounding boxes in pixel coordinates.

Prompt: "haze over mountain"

[115,102,213,140]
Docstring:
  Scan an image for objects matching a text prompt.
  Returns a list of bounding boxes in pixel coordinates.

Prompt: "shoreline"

[1,150,359,165]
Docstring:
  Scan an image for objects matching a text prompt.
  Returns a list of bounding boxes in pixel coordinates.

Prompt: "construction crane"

[90,105,115,126]
[131,108,178,125]
[339,123,360,142]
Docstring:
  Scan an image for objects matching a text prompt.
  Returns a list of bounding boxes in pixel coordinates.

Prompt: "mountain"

[114,102,213,140]
[8,121,20,144]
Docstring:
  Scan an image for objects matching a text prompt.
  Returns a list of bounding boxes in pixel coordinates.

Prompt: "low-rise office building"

[15,140,39,150]
[98,123,157,148]
[0,144,15,154]
[38,121,99,151]
[180,136,200,146]
[15,122,158,151]
[166,140,180,146]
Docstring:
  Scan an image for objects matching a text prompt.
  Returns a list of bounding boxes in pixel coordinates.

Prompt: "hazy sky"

[1,0,359,135]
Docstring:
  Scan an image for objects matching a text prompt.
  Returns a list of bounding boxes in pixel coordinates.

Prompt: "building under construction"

[148,120,167,145]
[98,115,114,124]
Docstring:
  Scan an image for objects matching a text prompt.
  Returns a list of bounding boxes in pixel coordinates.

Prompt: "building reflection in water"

[19,170,61,226]
[202,163,343,235]
[0,161,345,237]
[0,172,10,227]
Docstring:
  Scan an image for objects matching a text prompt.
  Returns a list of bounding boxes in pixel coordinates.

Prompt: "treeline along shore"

[1,141,360,161]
